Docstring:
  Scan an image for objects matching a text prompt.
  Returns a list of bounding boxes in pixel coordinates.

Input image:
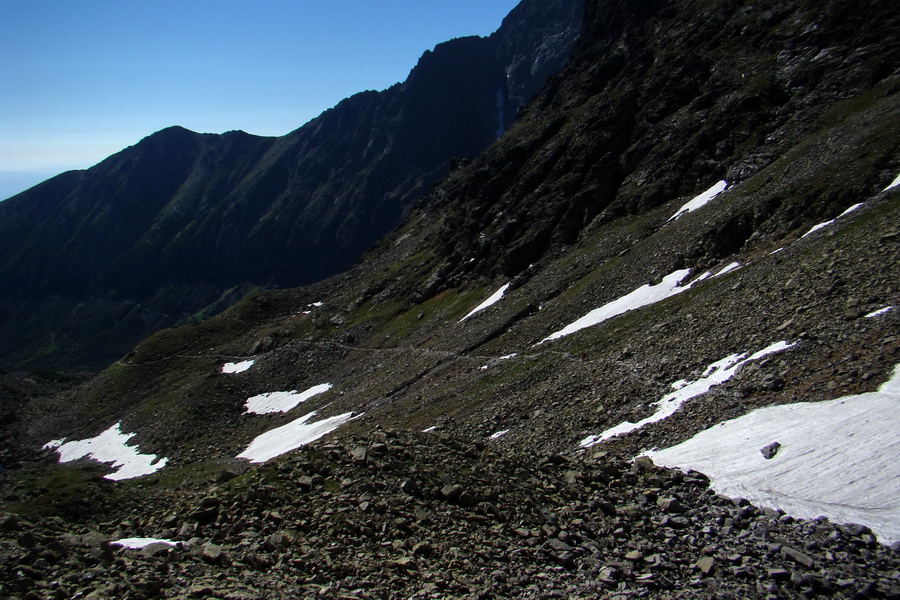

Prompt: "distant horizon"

[0,0,521,198]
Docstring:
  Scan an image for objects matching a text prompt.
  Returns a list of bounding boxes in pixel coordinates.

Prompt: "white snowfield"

[540,269,698,343]
[884,172,900,192]
[667,180,728,222]
[244,383,333,415]
[540,260,755,345]
[801,203,863,239]
[111,537,177,549]
[865,306,893,318]
[237,410,359,463]
[43,422,168,481]
[646,364,900,545]
[222,360,255,374]
[714,261,741,276]
[581,341,794,447]
[459,283,510,322]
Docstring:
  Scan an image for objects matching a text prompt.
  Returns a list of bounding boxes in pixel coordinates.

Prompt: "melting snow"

[580,341,794,447]
[112,538,177,549]
[244,383,333,415]
[481,353,518,370]
[459,283,511,323]
[222,360,255,374]
[646,364,900,545]
[865,306,893,318]
[489,430,509,440]
[884,173,900,191]
[540,260,748,344]
[801,203,863,238]
[44,422,168,481]
[715,262,741,276]
[802,222,831,238]
[667,180,728,222]
[540,269,696,343]
[237,410,359,463]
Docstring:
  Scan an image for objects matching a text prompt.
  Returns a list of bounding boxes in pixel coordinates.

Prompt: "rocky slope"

[0,0,583,371]
[2,432,898,599]
[1,0,900,598]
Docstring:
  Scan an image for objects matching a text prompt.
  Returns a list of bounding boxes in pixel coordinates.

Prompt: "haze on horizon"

[0,0,520,200]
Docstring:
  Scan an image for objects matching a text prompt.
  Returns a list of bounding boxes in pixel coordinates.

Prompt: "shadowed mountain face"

[1,0,900,597]
[0,0,583,371]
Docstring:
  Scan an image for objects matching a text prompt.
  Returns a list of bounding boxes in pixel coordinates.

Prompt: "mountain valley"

[1,0,900,598]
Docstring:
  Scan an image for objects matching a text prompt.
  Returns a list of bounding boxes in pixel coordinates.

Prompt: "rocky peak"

[0,0,584,371]
[492,0,585,119]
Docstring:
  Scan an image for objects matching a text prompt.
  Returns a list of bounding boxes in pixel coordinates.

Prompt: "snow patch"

[459,283,511,322]
[865,306,893,318]
[112,538,177,549]
[667,180,728,222]
[802,221,832,238]
[581,341,794,447]
[489,430,509,440]
[422,426,438,433]
[540,269,697,343]
[244,384,333,415]
[801,203,863,238]
[645,364,900,545]
[237,410,359,463]
[540,262,744,344]
[884,173,900,192]
[222,360,255,374]
[715,262,741,276]
[44,422,167,481]
[481,353,518,370]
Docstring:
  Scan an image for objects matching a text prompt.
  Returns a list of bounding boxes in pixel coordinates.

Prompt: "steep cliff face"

[493,0,584,121]
[407,0,900,291]
[0,0,583,371]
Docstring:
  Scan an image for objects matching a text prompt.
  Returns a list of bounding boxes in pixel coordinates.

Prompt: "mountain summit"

[0,0,583,371]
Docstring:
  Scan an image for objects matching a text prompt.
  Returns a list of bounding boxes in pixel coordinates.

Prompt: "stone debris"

[1,429,896,599]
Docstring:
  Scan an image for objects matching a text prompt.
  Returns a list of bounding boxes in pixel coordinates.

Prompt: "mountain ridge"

[0,0,584,371]
[1,0,899,597]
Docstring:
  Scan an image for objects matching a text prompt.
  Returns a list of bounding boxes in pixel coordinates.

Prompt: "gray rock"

[657,497,684,513]
[349,446,367,465]
[440,484,463,501]
[781,546,815,568]
[0,515,19,532]
[201,542,224,564]
[696,556,715,575]
[760,442,781,459]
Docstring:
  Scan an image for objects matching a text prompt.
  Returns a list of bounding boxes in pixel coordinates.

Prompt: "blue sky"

[0,0,520,197]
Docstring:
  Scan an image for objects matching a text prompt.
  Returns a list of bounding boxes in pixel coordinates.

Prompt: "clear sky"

[0,0,521,196]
